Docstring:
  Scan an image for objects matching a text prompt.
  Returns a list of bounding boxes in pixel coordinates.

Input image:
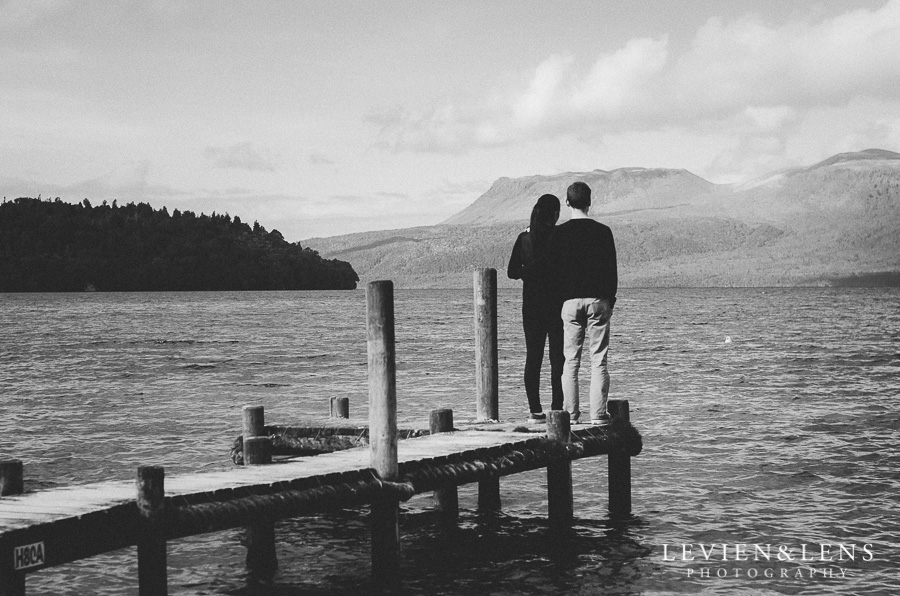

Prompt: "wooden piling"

[244,518,277,574]
[477,478,501,513]
[607,399,632,519]
[0,460,25,596]
[242,405,265,438]
[429,409,458,522]
[429,408,453,434]
[241,406,277,573]
[330,396,350,419]
[547,411,574,529]
[243,437,272,465]
[0,460,23,497]
[367,280,400,581]
[242,406,271,465]
[473,268,499,422]
[137,466,167,596]
[474,269,501,511]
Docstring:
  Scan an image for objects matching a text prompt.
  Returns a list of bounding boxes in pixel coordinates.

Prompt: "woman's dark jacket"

[507,226,561,316]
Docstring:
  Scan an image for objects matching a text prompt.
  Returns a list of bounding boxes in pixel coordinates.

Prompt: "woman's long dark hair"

[529,194,560,244]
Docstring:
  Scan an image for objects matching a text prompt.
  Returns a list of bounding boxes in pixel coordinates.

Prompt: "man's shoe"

[528,412,547,423]
[591,414,611,427]
[570,412,583,425]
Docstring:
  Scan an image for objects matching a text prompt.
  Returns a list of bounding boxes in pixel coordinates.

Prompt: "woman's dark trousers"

[522,305,564,414]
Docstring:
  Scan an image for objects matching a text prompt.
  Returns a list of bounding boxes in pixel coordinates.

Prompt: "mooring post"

[607,399,632,519]
[0,460,25,596]
[547,411,574,529]
[137,466,167,596]
[241,406,277,574]
[330,396,350,419]
[242,405,272,465]
[473,268,499,422]
[429,409,458,523]
[0,459,23,497]
[367,280,400,582]
[242,404,264,437]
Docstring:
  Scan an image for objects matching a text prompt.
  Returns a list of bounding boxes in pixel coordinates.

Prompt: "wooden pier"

[0,273,642,594]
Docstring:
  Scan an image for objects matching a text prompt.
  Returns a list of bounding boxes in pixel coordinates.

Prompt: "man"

[548,181,618,425]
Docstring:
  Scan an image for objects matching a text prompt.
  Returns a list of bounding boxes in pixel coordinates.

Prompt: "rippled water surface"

[1,288,898,595]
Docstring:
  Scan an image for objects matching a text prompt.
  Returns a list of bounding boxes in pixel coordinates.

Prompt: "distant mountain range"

[305,149,900,288]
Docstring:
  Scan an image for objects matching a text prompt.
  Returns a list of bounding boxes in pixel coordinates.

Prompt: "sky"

[1,0,899,241]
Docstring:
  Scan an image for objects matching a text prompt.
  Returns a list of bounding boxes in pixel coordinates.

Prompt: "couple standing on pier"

[507,181,617,426]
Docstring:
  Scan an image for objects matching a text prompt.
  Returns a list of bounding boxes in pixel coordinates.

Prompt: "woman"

[506,193,564,422]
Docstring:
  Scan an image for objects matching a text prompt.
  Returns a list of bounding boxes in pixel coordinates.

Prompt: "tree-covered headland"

[0,197,359,291]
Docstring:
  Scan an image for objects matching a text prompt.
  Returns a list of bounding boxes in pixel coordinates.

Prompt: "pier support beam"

[547,411,574,530]
[242,406,276,574]
[0,460,25,596]
[367,280,400,582]
[137,466,167,596]
[429,409,458,523]
[607,399,632,519]
[477,478,501,513]
[330,396,350,419]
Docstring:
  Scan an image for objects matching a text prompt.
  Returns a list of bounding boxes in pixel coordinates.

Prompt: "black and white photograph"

[1,1,898,594]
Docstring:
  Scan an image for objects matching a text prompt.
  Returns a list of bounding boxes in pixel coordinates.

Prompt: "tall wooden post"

[0,460,25,596]
[137,466,167,596]
[429,409,458,523]
[474,269,501,511]
[474,268,499,422]
[607,399,632,519]
[547,411,574,529]
[242,406,276,573]
[367,280,400,582]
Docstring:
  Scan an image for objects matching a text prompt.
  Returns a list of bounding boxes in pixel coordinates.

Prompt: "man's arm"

[607,228,618,308]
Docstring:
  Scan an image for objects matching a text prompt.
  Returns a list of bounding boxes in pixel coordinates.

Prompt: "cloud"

[510,53,575,130]
[177,192,415,240]
[376,1,900,154]
[742,106,797,133]
[369,103,479,154]
[0,0,71,29]
[204,142,277,172]
[309,152,334,165]
[0,161,188,207]
[376,191,408,199]
[671,3,900,115]
[75,162,186,200]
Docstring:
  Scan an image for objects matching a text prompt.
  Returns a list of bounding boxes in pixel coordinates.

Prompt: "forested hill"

[0,197,359,292]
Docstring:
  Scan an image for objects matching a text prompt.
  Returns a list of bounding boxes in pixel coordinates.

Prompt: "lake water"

[1,287,898,595]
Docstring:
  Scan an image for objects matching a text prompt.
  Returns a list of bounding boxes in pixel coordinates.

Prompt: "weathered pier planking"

[0,271,642,594]
[0,424,637,588]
